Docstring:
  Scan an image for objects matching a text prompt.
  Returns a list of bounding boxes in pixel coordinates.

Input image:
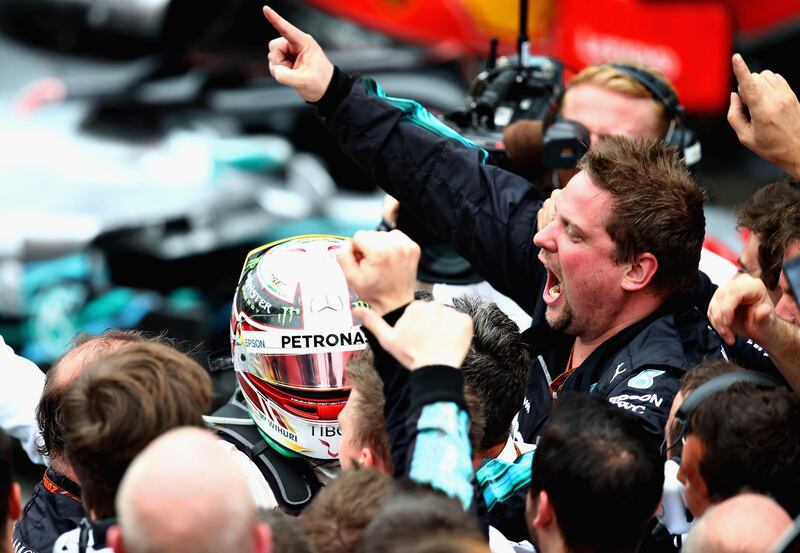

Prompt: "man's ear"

[533,490,553,529]
[360,447,393,475]
[360,447,379,470]
[107,525,124,553]
[622,252,659,292]
[254,521,273,553]
[8,483,21,520]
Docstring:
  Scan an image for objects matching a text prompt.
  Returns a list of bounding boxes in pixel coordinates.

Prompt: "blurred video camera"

[444,0,591,178]
[446,52,566,166]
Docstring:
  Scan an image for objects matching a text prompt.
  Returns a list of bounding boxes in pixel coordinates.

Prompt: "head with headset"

[666,368,800,519]
[542,61,701,175]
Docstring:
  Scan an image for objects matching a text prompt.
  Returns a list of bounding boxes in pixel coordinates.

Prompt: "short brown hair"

[680,360,744,396]
[345,349,392,470]
[36,329,153,460]
[668,360,744,451]
[777,204,800,255]
[359,484,484,553]
[261,510,315,553]
[736,179,800,289]
[300,468,394,553]
[578,136,706,297]
[688,383,800,515]
[567,62,677,136]
[62,342,212,518]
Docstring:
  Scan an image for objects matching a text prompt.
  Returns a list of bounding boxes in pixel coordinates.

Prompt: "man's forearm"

[761,316,800,393]
[318,71,545,314]
[406,366,474,510]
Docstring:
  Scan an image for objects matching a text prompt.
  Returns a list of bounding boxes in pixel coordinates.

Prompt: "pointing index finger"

[262,5,305,44]
[732,53,756,96]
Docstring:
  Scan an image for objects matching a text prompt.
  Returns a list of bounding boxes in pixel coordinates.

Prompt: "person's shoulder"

[626,302,724,371]
[214,439,280,511]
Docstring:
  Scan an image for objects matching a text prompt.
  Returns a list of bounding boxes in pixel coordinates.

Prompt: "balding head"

[684,494,792,553]
[36,330,150,475]
[110,427,271,553]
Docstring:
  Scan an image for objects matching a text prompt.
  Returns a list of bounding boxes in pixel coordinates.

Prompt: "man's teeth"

[550,284,561,299]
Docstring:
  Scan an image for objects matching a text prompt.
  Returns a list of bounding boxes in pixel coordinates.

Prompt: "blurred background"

[0,0,799,376]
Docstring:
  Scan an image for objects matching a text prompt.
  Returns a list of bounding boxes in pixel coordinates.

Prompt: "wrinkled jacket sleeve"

[362,311,475,501]
[319,70,545,315]
[406,365,474,511]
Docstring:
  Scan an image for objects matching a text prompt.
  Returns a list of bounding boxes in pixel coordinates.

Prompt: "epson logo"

[244,338,266,349]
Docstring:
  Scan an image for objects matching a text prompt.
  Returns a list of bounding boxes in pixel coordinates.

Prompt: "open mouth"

[543,267,562,305]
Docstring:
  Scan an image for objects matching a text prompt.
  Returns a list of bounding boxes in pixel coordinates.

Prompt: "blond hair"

[565,63,677,136]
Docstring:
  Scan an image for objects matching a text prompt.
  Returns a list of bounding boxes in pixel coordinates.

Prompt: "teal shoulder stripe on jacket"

[409,402,474,510]
[365,78,489,164]
[476,449,535,511]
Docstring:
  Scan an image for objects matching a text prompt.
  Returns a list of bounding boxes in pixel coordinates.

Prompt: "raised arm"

[337,231,477,510]
[264,6,545,315]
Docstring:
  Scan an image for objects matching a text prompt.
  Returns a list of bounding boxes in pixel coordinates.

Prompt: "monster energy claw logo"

[278,306,300,325]
[244,254,261,273]
[352,300,369,310]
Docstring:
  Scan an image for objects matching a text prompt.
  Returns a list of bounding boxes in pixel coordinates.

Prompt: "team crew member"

[260,5,730,445]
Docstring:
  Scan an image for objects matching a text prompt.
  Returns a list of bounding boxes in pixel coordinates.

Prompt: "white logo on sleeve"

[627,369,665,390]
[610,362,626,382]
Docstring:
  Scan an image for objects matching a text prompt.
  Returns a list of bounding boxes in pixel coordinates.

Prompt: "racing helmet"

[231,235,368,460]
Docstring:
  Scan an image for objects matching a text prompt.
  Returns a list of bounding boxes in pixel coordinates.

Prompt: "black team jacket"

[314,66,777,448]
[13,467,85,553]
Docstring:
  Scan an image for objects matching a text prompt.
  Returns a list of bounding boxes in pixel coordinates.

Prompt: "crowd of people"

[1,5,800,553]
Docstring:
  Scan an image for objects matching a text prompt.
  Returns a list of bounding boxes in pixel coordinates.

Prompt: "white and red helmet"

[231,235,368,460]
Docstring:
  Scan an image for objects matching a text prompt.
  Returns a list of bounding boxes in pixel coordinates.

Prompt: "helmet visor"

[233,332,359,391]
[249,349,354,391]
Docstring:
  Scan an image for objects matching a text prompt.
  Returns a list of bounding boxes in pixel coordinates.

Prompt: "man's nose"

[533,221,556,251]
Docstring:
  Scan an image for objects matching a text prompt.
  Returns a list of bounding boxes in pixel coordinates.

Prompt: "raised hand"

[355,301,474,370]
[728,53,800,179]
[707,273,776,345]
[336,230,420,316]
[262,5,334,102]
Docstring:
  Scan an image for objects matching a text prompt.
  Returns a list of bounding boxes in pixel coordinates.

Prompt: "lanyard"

[549,345,576,396]
[43,471,81,503]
